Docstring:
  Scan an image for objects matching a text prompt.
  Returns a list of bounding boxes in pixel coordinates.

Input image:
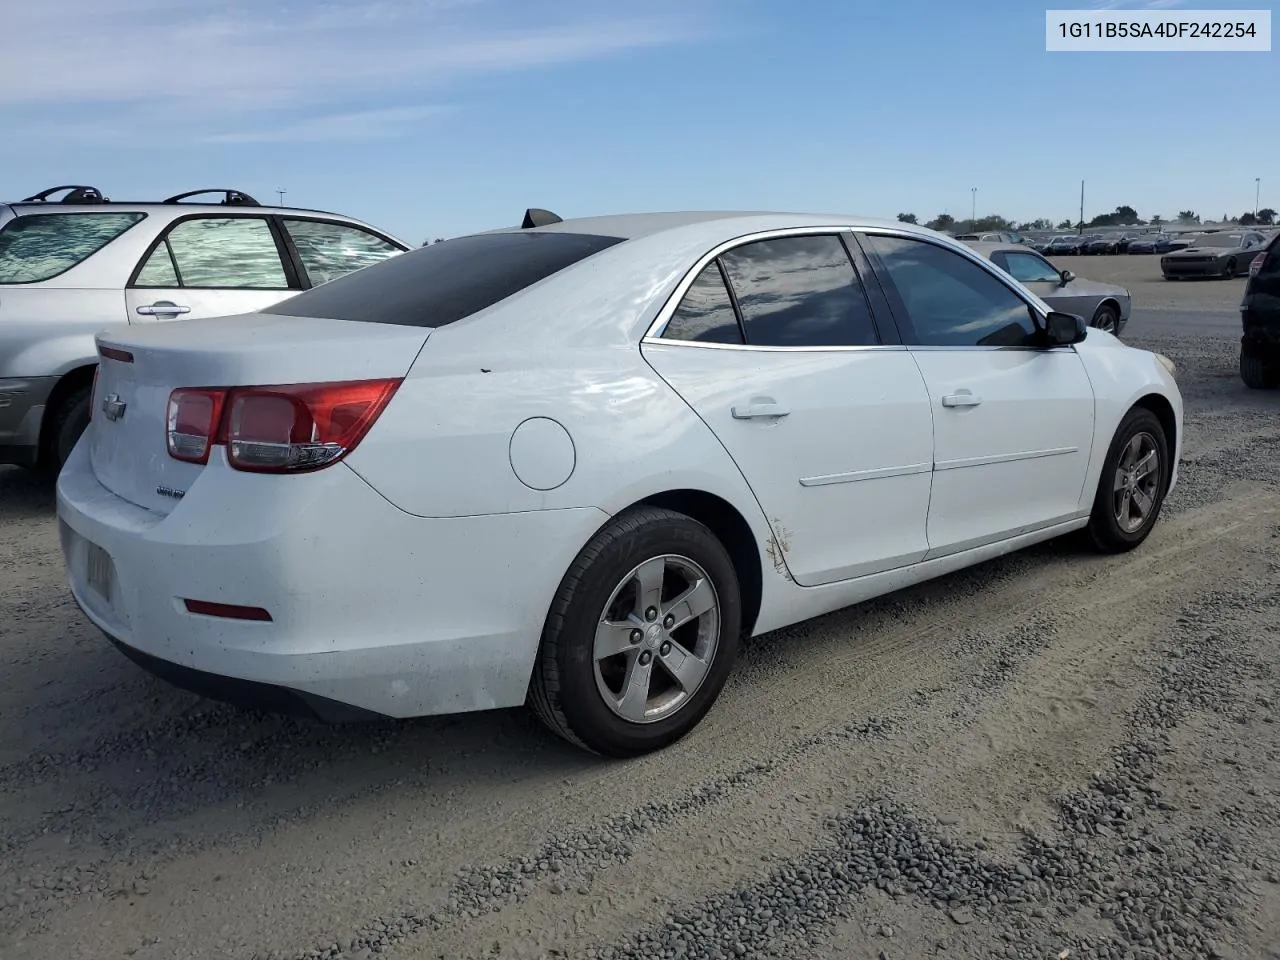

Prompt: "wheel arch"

[1131,392,1177,486]
[38,363,97,465]
[629,489,764,640]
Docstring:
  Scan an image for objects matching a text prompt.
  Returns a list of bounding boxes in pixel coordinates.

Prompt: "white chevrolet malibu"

[57,210,1182,757]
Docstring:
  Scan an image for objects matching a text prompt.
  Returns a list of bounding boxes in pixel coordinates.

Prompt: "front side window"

[863,234,1037,347]
[999,252,1062,284]
[662,263,743,344]
[138,217,288,289]
[0,212,145,284]
[282,219,404,286]
[719,235,878,347]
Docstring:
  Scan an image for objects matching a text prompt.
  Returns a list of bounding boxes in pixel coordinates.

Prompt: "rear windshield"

[266,230,626,327]
[0,212,146,283]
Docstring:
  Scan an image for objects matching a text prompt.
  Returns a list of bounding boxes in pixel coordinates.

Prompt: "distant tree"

[1016,218,1052,231]
[1114,205,1139,223]
[927,213,956,231]
[1150,214,1164,226]
[896,213,918,224]
[1258,208,1276,225]
[1239,212,1257,226]
[1057,219,1073,229]
[1088,205,1145,228]
[1177,210,1200,223]
[433,237,445,243]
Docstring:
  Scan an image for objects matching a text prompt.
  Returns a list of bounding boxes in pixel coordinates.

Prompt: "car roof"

[477,210,938,244]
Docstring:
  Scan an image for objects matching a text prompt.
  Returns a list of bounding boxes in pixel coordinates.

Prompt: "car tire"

[528,506,742,758]
[1222,258,1236,279]
[1240,348,1280,390]
[1091,303,1120,335]
[1085,407,1170,555]
[41,385,91,475]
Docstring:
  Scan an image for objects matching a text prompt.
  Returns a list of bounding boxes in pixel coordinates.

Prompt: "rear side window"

[719,234,879,347]
[0,212,145,283]
[281,218,405,286]
[266,231,625,327]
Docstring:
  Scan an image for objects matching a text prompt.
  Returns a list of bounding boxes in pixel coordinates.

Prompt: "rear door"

[641,231,936,586]
[856,230,1096,558]
[124,214,302,323]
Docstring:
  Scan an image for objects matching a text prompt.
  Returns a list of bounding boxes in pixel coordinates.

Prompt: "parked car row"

[0,185,411,471]
[1160,231,1270,280]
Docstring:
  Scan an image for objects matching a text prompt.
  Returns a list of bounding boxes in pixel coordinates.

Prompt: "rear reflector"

[166,378,402,473]
[99,345,135,363]
[183,599,273,621]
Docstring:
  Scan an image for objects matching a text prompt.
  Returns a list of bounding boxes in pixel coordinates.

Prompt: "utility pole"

[276,188,287,207]
[1078,180,1085,233]
[1256,177,1262,218]
[970,187,977,227]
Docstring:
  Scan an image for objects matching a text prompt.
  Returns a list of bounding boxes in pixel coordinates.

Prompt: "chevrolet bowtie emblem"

[101,393,127,421]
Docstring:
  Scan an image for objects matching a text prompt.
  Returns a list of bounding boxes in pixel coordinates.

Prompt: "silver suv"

[0,185,410,471]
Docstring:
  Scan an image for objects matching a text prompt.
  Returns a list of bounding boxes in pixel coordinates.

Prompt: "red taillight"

[167,388,228,465]
[1250,253,1265,276]
[165,378,401,473]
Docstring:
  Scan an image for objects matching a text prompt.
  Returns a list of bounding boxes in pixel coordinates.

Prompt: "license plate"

[85,540,114,604]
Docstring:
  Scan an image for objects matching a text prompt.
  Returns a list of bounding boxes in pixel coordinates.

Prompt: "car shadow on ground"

[0,466,56,520]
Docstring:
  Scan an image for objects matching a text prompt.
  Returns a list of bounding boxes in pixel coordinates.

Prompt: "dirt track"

[1,258,1278,960]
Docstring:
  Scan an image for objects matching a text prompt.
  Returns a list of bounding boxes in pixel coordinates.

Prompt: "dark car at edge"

[1240,232,1280,388]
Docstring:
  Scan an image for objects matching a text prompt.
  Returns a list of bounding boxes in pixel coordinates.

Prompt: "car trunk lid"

[90,312,430,514]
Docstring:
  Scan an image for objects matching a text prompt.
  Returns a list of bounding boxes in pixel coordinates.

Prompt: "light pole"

[970,187,977,226]
[276,188,287,207]
[1256,177,1261,218]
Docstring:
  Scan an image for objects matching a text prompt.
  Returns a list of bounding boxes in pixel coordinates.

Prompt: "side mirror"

[1059,269,1075,286]
[1043,311,1087,347]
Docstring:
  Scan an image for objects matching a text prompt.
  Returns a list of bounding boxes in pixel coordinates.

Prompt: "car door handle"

[941,393,983,408]
[731,399,790,420]
[135,302,190,317]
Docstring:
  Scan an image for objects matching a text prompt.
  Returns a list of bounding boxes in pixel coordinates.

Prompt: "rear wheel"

[41,386,91,475]
[528,506,742,757]
[1085,408,1169,554]
[1240,348,1280,389]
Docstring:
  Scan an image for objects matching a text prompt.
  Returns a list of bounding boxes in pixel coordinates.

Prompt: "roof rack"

[522,207,562,228]
[22,185,110,204]
[163,189,260,206]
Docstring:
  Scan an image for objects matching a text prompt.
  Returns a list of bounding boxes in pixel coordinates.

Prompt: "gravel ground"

[1,256,1278,960]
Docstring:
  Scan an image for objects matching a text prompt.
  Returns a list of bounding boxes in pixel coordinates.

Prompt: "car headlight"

[1155,353,1176,379]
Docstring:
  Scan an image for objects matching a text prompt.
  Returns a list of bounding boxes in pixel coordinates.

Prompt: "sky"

[1,0,1274,243]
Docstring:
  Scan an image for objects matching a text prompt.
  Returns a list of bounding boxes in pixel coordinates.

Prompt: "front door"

[641,232,936,586]
[858,231,1096,557]
[124,215,302,324]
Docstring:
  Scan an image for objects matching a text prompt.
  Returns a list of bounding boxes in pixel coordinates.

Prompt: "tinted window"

[151,217,288,289]
[719,235,878,347]
[662,263,743,344]
[282,219,404,286]
[1000,252,1061,284]
[135,243,181,286]
[864,234,1036,347]
[0,213,145,284]
[267,230,625,328]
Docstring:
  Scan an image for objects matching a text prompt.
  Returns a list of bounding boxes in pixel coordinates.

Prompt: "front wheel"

[1085,407,1170,554]
[528,506,742,757]
[1222,258,1237,279]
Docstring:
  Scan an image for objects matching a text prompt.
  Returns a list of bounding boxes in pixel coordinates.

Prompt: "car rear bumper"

[0,376,56,465]
[55,440,610,719]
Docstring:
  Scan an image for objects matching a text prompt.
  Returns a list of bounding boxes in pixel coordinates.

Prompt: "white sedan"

[56,210,1182,757]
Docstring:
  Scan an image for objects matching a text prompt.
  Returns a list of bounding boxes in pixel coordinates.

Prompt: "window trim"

[126,212,301,291]
[851,228,1069,353]
[276,214,410,289]
[0,211,148,285]
[643,227,899,352]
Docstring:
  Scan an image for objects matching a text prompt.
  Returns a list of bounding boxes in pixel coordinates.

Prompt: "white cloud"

[0,0,705,143]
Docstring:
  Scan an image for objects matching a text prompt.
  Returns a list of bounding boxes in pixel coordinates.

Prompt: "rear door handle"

[941,393,982,408]
[731,398,790,420]
[136,301,190,317]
